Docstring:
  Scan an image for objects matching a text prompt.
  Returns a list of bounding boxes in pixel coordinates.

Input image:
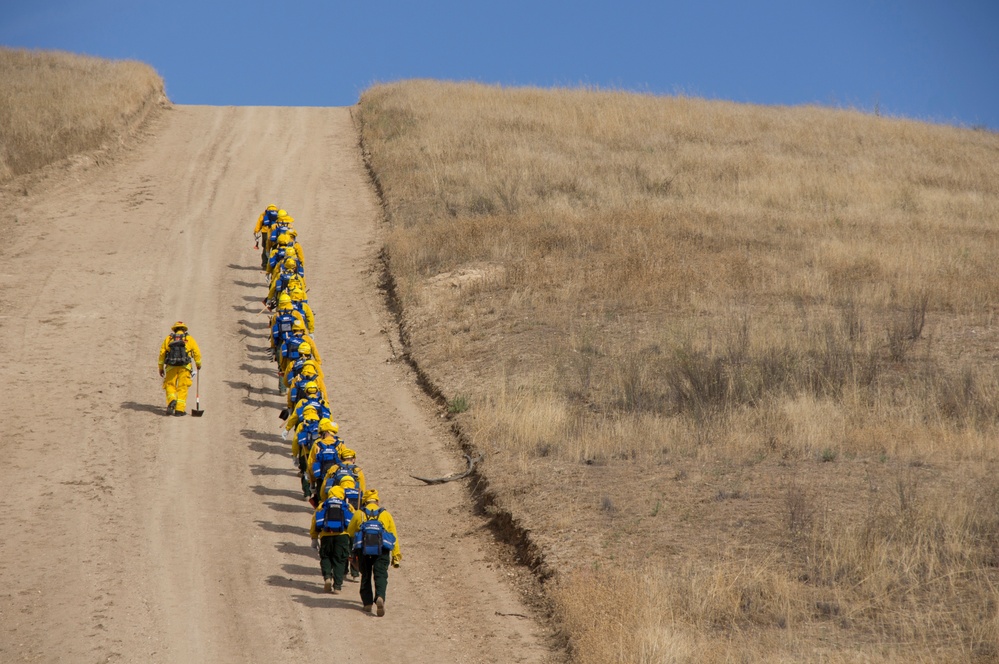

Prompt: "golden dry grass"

[359,81,999,661]
[0,48,165,181]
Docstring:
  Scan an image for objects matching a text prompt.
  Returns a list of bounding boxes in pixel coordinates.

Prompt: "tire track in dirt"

[0,106,549,663]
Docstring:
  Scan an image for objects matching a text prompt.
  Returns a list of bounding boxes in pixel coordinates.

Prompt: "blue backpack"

[344,485,362,510]
[353,507,396,556]
[273,312,296,341]
[297,420,320,452]
[332,465,361,506]
[316,497,352,533]
[312,441,342,482]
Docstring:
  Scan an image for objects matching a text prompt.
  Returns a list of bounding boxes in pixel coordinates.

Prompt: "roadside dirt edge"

[353,109,565,653]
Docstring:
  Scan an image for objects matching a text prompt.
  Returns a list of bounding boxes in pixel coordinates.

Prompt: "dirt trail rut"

[0,106,548,663]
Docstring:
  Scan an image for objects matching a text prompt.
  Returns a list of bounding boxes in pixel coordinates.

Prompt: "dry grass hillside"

[0,48,165,182]
[359,80,999,662]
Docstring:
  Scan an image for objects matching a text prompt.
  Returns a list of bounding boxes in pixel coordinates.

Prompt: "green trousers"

[298,456,311,499]
[319,534,352,589]
[359,551,391,606]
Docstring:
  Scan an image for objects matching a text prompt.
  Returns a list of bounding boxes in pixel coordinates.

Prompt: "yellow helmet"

[277,209,287,217]
[319,418,338,434]
[338,475,356,489]
[292,319,306,331]
[362,489,379,504]
[266,204,278,211]
[299,342,312,356]
[339,448,356,461]
[277,233,291,245]
[328,485,346,500]
[171,321,188,331]
[301,364,318,378]
[304,382,319,395]
[283,257,297,269]
[278,293,292,305]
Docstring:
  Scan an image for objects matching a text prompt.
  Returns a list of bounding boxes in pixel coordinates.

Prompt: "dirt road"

[0,106,548,663]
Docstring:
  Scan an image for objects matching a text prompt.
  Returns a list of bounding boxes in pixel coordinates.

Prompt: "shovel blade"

[191,403,205,417]
[278,408,289,420]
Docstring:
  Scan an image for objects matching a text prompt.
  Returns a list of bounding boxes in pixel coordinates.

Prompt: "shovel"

[191,369,205,417]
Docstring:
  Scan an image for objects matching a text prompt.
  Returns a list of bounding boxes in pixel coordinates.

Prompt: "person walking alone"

[157,321,202,416]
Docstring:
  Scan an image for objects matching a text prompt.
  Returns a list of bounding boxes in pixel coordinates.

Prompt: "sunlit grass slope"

[0,48,165,182]
[359,80,999,661]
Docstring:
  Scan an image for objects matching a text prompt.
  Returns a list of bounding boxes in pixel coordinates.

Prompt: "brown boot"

[375,596,385,617]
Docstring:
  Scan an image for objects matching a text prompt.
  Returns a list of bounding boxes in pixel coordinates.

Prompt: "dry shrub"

[359,80,999,660]
[0,48,165,181]
[553,560,992,663]
[360,80,999,464]
[554,473,999,662]
[806,470,999,652]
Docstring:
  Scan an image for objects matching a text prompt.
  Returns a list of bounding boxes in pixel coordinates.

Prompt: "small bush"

[447,394,470,414]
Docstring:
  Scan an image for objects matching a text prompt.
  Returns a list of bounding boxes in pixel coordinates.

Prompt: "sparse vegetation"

[0,48,165,182]
[360,80,999,661]
[447,394,470,414]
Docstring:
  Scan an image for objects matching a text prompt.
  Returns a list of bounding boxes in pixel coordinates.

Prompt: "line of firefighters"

[255,204,402,617]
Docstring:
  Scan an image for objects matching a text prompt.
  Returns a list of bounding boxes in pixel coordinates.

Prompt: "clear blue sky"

[3,0,997,129]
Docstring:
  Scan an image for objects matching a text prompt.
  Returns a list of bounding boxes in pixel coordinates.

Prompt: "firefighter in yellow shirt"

[346,490,401,616]
[310,485,354,594]
[157,321,202,416]
[253,205,280,269]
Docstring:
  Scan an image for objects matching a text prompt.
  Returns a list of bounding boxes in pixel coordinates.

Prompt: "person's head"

[283,257,297,270]
[302,404,319,421]
[300,364,318,381]
[277,293,292,309]
[277,208,288,217]
[292,320,306,335]
[328,485,345,500]
[171,321,188,333]
[277,233,291,246]
[340,448,356,464]
[338,475,356,490]
[304,382,319,397]
[363,489,379,506]
[265,205,278,221]
[299,342,312,357]
[319,418,338,435]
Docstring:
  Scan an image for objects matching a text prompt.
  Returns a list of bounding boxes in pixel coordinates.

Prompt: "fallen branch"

[410,453,482,485]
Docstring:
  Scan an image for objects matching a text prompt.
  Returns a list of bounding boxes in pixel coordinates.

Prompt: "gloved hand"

[191,369,197,377]
[311,538,319,551]
[158,367,165,378]
[392,556,401,568]
[281,429,289,440]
